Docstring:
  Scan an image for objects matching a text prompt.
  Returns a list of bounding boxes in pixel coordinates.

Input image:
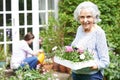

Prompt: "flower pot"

[53,62,60,71]
[66,67,71,74]
[59,65,66,73]
[43,63,53,71]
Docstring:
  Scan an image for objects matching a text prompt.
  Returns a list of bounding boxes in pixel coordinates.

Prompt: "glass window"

[19,28,25,40]
[0,29,4,42]
[0,0,3,11]
[48,12,55,17]
[0,44,4,57]
[6,44,12,54]
[6,14,12,26]
[19,0,24,10]
[6,0,11,11]
[19,13,25,25]
[27,27,32,33]
[27,0,32,10]
[27,13,32,25]
[0,14,3,26]
[48,0,54,10]
[39,0,46,10]
[39,13,46,25]
[6,28,12,41]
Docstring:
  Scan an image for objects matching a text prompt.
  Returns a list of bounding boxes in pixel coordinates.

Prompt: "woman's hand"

[90,64,98,70]
[32,49,44,56]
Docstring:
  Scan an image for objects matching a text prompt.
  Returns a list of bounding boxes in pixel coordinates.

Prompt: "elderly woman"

[71,1,110,80]
[10,32,41,70]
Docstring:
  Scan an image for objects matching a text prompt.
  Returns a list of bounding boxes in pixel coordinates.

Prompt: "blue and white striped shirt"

[71,25,110,74]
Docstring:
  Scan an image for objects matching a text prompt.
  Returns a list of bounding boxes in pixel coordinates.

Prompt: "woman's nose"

[84,18,88,23]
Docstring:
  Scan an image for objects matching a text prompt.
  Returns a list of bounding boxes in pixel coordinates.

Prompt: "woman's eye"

[79,16,92,19]
[80,16,84,19]
[87,16,92,18]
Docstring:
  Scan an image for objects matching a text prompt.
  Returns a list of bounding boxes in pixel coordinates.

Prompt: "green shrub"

[58,0,120,54]
[104,51,120,80]
[40,16,65,57]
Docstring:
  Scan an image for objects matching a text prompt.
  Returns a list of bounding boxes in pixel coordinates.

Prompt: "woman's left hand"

[90,64,98,70]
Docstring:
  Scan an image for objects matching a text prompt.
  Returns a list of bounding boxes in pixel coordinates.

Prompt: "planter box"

[54,56,96,70]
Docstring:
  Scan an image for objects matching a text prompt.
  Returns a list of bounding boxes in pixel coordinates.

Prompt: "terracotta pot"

[43,63,53,71]
[53,62,60,71]
[59,65,66,73]
[66,67,71,74]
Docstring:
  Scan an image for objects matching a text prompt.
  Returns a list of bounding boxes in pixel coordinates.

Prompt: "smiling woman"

[70,1,110,80]
[78,9,95,32]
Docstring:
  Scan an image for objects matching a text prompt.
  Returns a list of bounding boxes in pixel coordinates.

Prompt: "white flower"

[79,54,85,60]
[52,46,58,51]
[53,73,58,77]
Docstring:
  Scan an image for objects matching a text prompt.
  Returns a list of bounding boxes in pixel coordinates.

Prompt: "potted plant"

[53,46,95,70]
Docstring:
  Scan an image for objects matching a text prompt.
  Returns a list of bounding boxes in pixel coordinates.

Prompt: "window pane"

[0,14,3,26]
[19,0,24,10]
[6,44,12,54]
[0,0,3,11]
[48,0,54,10]
[6,28,12,41]
[27,0,32,10]
[39,0,45,10]
[19,13,24,25]
[19,28,25,40]
[27,27,32,33]
[0,29,4,41]
[39,13,45,25]
[6,0,11,11]
[27,13,32,25]
[0,44,5,60]
[27,27,33,49]
[48,12,55,17]
[6,14,12,26]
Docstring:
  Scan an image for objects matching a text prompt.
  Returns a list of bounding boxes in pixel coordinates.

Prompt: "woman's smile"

[79,9,94,32]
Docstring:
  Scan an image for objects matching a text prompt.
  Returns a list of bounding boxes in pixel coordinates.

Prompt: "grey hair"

[74,1,101,23]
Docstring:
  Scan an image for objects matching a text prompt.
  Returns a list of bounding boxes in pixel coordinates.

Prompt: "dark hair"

[24,32,34,41]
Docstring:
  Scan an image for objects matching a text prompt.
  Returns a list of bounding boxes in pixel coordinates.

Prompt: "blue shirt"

[71,25,110,74]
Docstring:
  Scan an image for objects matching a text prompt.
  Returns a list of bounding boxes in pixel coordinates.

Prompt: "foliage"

[58,0,120,54]
[0,45,6,61]
[0,65,56,80]
[104,51,120,80]
[53,46,93,62]
[40,16,65,57]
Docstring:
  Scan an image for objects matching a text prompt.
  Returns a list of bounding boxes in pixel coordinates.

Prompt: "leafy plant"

[53,46,94,62]
[0,45,6,61]
[104,51,120,80]
[0,65,57,80]
[40,16,65,58]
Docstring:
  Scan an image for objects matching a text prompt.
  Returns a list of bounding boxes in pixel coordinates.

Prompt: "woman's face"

[28,39,34,45]
[79,9,95,32]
